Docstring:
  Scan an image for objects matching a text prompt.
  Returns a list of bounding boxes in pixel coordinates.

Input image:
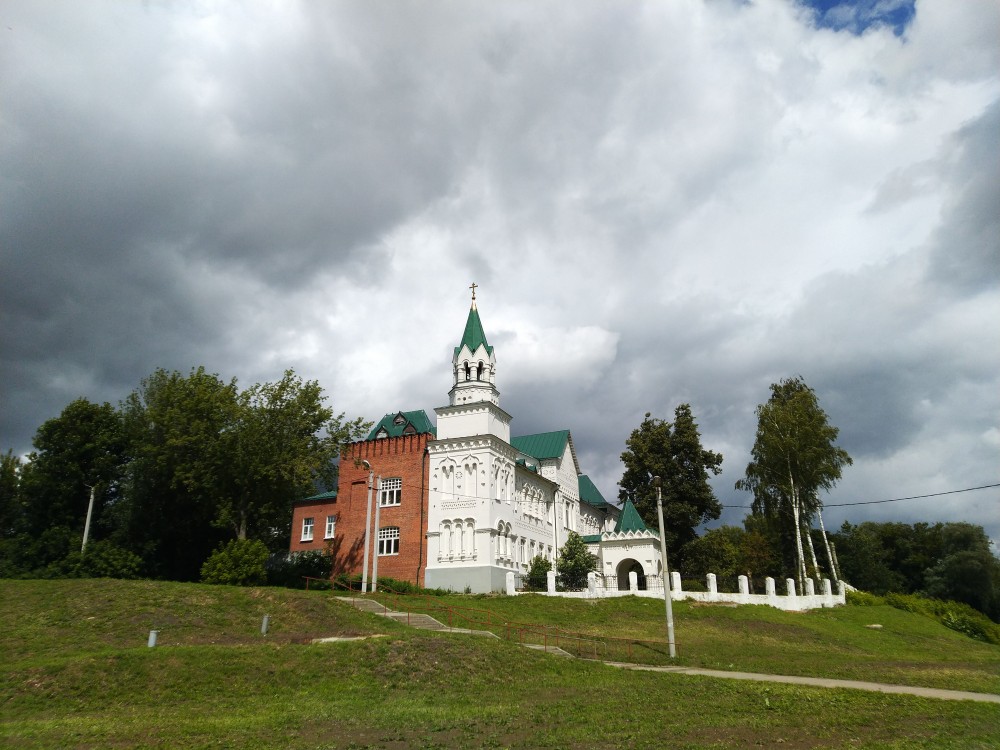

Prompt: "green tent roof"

[510,430,570,461]
[454,304,493,357]
[614,499,650,534]
[367,410,436,440]
[578,474,611,509]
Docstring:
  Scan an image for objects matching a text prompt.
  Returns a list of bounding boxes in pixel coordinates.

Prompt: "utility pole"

[361,461,374,593]
[653,476,677,658]
[371,475,383,593]
[81,485,96,554]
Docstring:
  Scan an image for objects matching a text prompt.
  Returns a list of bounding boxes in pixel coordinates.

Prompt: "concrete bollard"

[671,571,681,592]
[822,578,833,596]
[805,579,815,596]
[628,570,638,592]
[147,630,158,648]
[547,569,556,594]
[506,571,516,596]
[261,615,270,635]
[738,575,749,595]
[786,578,797,597]
[706,573,717,595]
[765,577,776,596]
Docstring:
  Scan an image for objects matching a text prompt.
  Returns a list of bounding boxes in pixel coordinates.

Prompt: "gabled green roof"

[298,489,337,503]
[511,430,570,461]
[614,499,650,533]
[367,410,436,440]
[580,534,602,544]
[578,474,611,509]
[454,304,493,357]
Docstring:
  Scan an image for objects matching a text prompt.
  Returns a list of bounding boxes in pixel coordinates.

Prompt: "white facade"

[424,299,628,593]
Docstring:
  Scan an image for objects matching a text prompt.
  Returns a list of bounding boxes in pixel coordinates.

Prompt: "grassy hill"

[2,579,999,749]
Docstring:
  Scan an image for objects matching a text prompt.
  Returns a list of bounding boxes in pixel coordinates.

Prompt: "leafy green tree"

[735,377,852,590]
[526,555,552,591]
[924,549,1000,621]
[0,449,21,537]
[619,404,723,563]
[556,531,598,590]
[682,524,782,590]
[216,370,369,545]
[201,539,270,586]
[18,399,126,538]
[117,367,240,581]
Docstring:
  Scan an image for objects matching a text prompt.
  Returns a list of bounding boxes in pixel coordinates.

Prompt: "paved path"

[335,597,1000,704]
[604,663,1000,704]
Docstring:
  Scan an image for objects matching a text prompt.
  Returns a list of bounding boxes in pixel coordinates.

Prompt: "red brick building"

[290,411,433,585]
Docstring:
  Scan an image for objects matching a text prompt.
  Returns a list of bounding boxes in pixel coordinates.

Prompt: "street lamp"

[653,476,677,658]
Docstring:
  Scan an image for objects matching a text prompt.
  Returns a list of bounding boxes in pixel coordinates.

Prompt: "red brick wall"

[292,434,430,585]
[290,500,338,555]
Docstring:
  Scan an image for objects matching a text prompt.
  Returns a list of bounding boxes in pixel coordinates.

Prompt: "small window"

[477,361,484,380]
[324,515,336,540]
[301,517,314,542]
[378,527,400,556]
[464,361,471,380]
[379,477,402,506]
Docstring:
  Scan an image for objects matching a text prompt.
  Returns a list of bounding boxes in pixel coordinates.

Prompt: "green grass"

[2,579,999,749]
[371,592,1000,694]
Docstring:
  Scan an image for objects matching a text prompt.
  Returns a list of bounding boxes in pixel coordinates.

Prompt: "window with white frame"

[324,515,336,539]
[379,477,402,506]
[378,526,400,556]
[301,517,314,542]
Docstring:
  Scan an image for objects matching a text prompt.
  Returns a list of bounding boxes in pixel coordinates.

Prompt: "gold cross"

[469,282,478,301]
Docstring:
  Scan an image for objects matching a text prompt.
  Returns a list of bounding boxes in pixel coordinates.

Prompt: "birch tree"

[735,377,852,590]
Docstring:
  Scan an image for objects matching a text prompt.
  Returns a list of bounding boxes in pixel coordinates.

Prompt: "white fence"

[507,570,846,611]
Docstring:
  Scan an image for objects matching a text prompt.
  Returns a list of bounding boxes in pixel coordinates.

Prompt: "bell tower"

[449,282,499,407]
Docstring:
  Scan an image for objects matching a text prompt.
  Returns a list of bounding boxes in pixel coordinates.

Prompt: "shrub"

[266,549,332,588]
[201,539,269,586]
[73,541,144,579]
[526,555,552,591]
[846,590,884,607]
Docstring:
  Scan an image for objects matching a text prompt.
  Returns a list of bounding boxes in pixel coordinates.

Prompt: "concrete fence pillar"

[822,578,833,596]
[805,578,815,596]
[546,570,556,594]
[738,575,749,595]
[587,571,597,596]
[506,571,516,596]
[706,573,717,594]
[628,570,638,592]
[765,577,776,596]
[786,578,797,597]
[671,571,682,592]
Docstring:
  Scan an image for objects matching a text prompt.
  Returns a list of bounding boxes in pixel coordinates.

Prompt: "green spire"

[614,499,651,534]
[454,302,493,357]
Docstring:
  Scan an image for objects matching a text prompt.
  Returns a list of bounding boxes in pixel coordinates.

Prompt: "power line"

[721,482,1000,510]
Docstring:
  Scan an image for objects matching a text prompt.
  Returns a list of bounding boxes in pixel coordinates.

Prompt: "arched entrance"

[616,558,647,591]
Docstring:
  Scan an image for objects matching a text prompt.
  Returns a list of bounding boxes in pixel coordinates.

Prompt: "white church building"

[422,289,664,593]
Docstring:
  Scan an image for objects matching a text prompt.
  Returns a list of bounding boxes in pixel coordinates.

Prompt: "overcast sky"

[2,1,998,546]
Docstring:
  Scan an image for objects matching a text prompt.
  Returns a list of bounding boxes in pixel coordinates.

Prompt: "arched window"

[464,361,471,381]
[477,361,484,380]
[442,521,452,557]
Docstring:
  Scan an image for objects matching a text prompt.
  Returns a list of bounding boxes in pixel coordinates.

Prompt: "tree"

[557,531,598,590]
[0,449,21,537]
[619,404,723,563]
[526,555,552,591]
[216,370,369,545]
[116,367,241,580]
[735,377,852,591]
[18,399,126,538]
